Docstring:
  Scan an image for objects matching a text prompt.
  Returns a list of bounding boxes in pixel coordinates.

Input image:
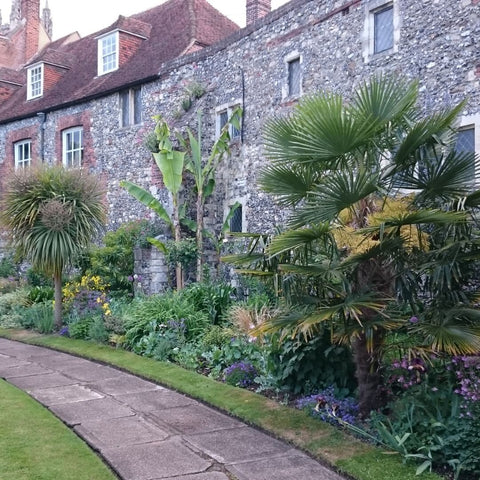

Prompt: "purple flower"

[409,316,419,324]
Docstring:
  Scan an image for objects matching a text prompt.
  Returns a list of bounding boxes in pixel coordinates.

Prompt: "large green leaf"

[152,150,185,196]
[119,180,172,227]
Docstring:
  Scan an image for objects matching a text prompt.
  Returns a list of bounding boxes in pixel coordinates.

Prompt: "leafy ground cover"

[0,328,442,480]
[0,377,116,480]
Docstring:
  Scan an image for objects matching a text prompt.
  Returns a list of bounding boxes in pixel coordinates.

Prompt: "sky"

[0,0,289,40]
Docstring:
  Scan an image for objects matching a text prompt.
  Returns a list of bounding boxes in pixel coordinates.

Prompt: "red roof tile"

[0,0,238,123]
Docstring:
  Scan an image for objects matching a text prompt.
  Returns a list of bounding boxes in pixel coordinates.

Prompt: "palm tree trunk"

[196,195,204,283]
[353,330,384,418]
[53,272,63,329]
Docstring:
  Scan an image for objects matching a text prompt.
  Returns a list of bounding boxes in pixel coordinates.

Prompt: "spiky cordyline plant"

[1,166,106,328]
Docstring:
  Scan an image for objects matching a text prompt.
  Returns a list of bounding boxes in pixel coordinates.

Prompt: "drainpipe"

[37,112,46,162]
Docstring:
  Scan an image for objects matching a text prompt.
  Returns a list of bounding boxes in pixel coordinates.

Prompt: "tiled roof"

[0,0,238,123]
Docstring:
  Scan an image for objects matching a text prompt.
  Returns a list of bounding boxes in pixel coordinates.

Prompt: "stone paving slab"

[0,338,346,480]
[60,363,125,382]
[7,371,78,391]
[0,361,52,378]
[50,397,134,426]
[88,375,163,396]
[149,403,244,434]
[102,440,213,480]
[75,415,170,450]
[115,389,194,412]
[0,354,32,369]
[26,353,90,370]
[184,426,292,464]
[227,454,345,480]
[30,383,104,406]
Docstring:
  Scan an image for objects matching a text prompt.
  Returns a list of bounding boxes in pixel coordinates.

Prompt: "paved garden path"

[0,338,345,480]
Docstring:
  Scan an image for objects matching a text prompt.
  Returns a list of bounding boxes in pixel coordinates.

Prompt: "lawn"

[0,377,116,480]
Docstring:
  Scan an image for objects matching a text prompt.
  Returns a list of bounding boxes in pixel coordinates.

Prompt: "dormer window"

[98,32,119,75]
[27,64,43,99]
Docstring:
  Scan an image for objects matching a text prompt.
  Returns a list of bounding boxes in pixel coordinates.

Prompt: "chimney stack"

[246,0,271,25]
[21,0,41,61]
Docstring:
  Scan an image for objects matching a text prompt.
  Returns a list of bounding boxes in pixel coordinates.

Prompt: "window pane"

[121,91,130,127]
[133,88,142,125]
[14,140,32,169]
[101,34,117,72]
[288,58,301,97]
[230,205,243,233]
[374,6,393,53]
[63,128,83,168]
[219,111,228,130]
[456,127,475,177]
[456,128,475,154]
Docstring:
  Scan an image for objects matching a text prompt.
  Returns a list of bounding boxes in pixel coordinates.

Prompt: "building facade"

[0,0,479,276]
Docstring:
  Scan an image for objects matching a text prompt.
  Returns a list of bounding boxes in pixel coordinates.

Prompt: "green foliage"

[0,289,29,319]
[25,302,54,334]
[27,285,54,303]
[0,255,16,278]
[83,220,160,296]
[369,359,480,479]
[88,316,109,343]
[0,277,19,294]
[123,292,210,349]
[182,281,235,324]
[1,165,106,327]
[267,330,356,395]
[164,238,197,276]
[25,268,52,287]
[201,325,237,349]
[67,313,95,340]
[229,76,480,415]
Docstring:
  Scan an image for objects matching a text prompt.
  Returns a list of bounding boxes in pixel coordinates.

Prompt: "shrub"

[266,329,356,395]
[371,356,480,478]
[0,277,19,294]
[123,292,209,349]
[26,302,54,334]
[27,285,54,303]
[0,255,16,278]
[181,281,235,324]
[81,220,161,297]
[88,316,109,343]
[201,325,237,349]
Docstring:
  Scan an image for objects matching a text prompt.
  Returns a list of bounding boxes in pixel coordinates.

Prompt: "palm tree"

[1,166,106,328]
[237,77,480,416]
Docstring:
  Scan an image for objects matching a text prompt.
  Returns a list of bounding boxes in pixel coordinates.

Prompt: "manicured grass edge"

[0,378,116,480]
[0,329,441,480]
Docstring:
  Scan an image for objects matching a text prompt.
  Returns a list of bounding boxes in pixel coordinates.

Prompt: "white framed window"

[27,63,43,99]
[97,32,119,75]
[14,139,31,169]
[363,1,399,62]
[120,87,142,127]
[62,127,83,168]
[283,52,302,99]
[215,103,242,140]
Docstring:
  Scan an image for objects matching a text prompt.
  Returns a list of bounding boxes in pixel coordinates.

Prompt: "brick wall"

[119,32,144,66]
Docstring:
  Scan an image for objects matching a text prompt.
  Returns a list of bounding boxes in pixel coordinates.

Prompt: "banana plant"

[181,107,242,282]
[121,115,185,290]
